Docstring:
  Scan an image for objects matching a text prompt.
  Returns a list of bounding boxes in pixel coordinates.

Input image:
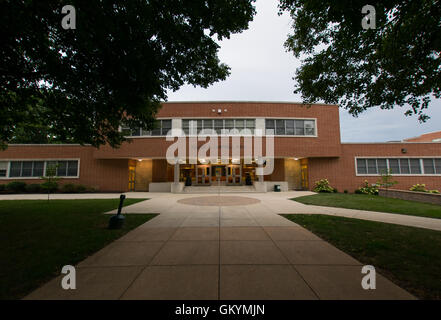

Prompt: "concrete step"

[182,185,257,193]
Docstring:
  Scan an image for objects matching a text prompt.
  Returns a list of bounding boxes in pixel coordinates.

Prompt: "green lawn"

[0,199,157,300]
[293,193,441,219]
[282,214,441,300]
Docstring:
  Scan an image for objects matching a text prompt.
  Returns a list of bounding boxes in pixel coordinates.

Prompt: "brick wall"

[404,131,441,142]
[378,189,441,205]
[0,145,129,192]
[308,143,441,192]
[94,102,342,159]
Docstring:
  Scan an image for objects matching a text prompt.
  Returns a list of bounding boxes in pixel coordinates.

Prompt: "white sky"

[167,0,441,142]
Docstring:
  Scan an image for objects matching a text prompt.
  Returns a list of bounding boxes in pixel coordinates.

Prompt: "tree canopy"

[1,0,256,148]
[279,0,441,121]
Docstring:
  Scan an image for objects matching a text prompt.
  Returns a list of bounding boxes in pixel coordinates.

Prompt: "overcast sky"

[167,0,441,142]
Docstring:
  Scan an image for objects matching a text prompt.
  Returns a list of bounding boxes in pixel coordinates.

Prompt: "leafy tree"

[279,0,441,121]
[377,169,398,193]
[1,0,256,148]
[41,163,59,201]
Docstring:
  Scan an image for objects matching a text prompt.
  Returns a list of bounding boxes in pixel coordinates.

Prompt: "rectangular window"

[245,119,255,134]
[46,160,78,177]
[182,119,256,135]
[235,119,245,130]
[33,161,44,177]
[67,161,79,177]
[285,120,294,135]
[423,159,435,174]
[399,159,410,174]
[214,119,223,134]
[304,120,315,135]
[275,120,285,135]
[161,120,171,136]
[409,159,421,174]
[123,119,171,136]
[225,119,234,131]
[131,127,141,136]
[356,158,439,175]
[46,161,57,176]
[367,159,377,174]
[57,161,68,176]
[388,159,400,174]
[377,159,387,174]
[0,161,7,177]
[21,161,33,177]
[9,162,22,177]
[265,119,275,135]
[184,119,198,135]
[435,159,441,174]
[151,120,161,136]
[182,119,189,135]
[294,120,305,135]
[203,119,213,130]
[356,159,367,174]
[141,128,152,136]
[4,160,78,178]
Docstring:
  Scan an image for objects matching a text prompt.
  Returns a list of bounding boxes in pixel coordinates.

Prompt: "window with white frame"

[182,119,255,135]
[356,158,441,175]
[1,160,79,178]
[121,119,172,137]
[265,119,316,136]
[46,160,79,177]
[0,161,7,177]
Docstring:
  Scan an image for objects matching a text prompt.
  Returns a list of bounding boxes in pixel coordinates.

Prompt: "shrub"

[409,184,440,194]
[6,181,27,193]
[41,181,58,193]
[313,179,334,193]
[60,184,88,193]
[75,185,87,193]
[25,184,42,193]
[0,184,5,192]
[409,184,428,192]
[61,184,76,193]
[87,186,99,193]
[344,190,348,194]
[355,180,379,195]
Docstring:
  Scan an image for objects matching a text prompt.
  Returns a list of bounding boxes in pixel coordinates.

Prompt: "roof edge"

[162,100,338,107]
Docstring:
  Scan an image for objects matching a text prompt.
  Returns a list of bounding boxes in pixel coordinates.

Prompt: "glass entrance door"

[196,165,211,185]
[227,165,242,185]
[301,163,308,190]
[128,166,136,191]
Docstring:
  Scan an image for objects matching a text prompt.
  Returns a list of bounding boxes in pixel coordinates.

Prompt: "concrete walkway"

[24,192,420,300]
[5,191,438,231]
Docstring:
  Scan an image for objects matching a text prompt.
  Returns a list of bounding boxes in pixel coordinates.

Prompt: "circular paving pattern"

[177,196,261,206]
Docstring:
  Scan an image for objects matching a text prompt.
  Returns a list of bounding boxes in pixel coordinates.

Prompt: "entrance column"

[171,158,183,193]
[254,157,267,192]
[257,157,264,182]
[174,161,179,183]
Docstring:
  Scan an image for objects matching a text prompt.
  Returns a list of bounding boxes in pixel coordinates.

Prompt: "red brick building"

[403,131,441,142]
[1,101,440,192]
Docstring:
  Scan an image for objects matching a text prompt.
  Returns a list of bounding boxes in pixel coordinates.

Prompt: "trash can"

[274,184,281,192]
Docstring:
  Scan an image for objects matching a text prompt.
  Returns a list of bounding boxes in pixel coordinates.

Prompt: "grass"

[0,198,157,300]
[282,214,441,299]
[293,193,441,219]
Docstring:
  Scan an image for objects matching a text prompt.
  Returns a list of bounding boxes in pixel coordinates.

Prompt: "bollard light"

[108,194,126,229]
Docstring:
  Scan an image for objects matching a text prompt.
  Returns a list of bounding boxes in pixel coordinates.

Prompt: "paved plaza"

[18,191,432,299]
